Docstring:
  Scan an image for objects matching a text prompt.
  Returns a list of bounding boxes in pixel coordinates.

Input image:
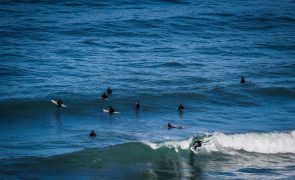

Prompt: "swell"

[254,87,295,99]
[1,130,295,167]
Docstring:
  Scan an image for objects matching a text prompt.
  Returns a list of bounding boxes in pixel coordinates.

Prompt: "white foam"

[143,138,193,152]
[203,130,295,154]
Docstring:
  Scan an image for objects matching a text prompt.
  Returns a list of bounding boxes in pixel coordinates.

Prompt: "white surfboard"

[103,109,120,114]
[190,147,198,154]
[51,100,67,108]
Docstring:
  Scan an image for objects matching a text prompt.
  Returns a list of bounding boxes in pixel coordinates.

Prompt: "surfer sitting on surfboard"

[135,101,140,111]
[108,106,115,114]
[101,92,108,99]
[89,130,96,137]
[240,76,246,84]
[192,140,203,150]
[57,99,63,108]
[177,104,185,111]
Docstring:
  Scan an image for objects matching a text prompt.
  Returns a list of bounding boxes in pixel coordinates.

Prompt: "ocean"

[1,0,295,179]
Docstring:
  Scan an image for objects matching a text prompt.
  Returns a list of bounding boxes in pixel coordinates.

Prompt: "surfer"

[168,123,175,129]
[178,104,185,111]
[107,87,112,96]
[192,140,203,150]
[108,106,115,114]
[101,92,108,99]
[135,101,140,111]
[57,99,63,108]
[240,76,246,84]
[89,130,96,137]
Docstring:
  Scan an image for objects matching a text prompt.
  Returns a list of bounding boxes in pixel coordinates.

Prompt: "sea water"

[0,0,295,179]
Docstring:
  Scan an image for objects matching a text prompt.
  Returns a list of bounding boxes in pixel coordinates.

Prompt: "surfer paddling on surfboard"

[167,123,183,129]
[51,99,66,108]
[57,99,63,108]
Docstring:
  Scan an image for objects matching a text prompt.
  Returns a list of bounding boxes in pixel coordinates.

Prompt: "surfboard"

[51,100,67,108]
[102,109,120,114]
[167,125,183,129]
[190,147,198,154]
[177,108,185,112]
[100,97,109,101]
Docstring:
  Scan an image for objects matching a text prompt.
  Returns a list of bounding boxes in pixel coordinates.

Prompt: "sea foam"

[143,130,295,154]
[204,130,295,154]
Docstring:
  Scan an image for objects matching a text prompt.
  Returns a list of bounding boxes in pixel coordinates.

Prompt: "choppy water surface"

[1,0,295,179]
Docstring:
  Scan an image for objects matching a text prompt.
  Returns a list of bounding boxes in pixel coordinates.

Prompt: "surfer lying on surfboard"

[167,123,183,129]
[51,99,66,108]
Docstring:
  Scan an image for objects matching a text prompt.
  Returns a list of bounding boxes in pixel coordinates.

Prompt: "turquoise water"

[1,0,295,179]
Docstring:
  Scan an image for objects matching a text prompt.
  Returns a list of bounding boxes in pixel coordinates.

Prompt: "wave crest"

[204,131,295,154]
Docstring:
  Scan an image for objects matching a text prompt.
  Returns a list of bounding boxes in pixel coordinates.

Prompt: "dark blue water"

[1,0,295,179]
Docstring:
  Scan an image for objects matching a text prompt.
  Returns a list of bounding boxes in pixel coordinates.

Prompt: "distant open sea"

[1,0,295,179]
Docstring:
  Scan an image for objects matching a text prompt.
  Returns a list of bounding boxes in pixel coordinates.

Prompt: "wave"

[144,130,295,154]
[255,87,295,99]
[2,131,295,179]
[203,131,295,154]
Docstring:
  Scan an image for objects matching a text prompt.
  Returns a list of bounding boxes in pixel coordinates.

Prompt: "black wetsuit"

[57,99,63,108]
[101,93,108,99]
[89,131,96,137]
[193,140,202,150]
[178,104,184,111]
[240,78,246,84]
[109,107,115,114]
[136,103,140,110]
[168,123,175,128]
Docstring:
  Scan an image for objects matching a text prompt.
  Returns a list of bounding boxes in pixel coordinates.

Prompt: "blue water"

[1,0,295,179]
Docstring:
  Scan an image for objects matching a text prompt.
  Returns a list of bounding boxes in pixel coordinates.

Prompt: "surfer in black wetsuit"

[107,87,112,96]
[178,104,184,111]
[101,92,108,99]
[57,99,63,108]
[168,123,179,129]
[109,106,115,114]
[89,130,96,137]
[135,101,140,111]
[168,123,175,129]
[240,76,246,84]
[193,140,203,150]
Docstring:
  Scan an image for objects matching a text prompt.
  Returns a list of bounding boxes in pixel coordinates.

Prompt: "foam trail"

[203,130,295,154]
